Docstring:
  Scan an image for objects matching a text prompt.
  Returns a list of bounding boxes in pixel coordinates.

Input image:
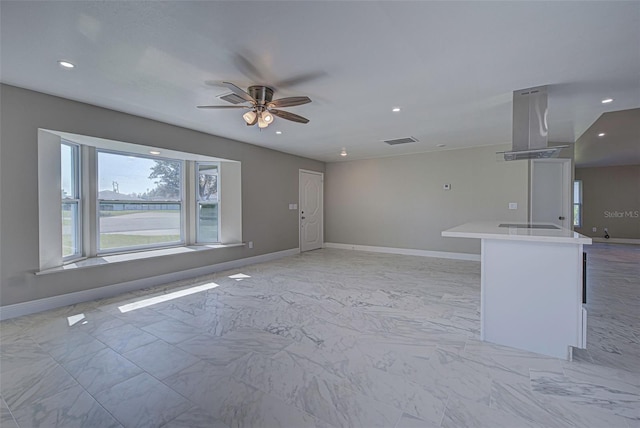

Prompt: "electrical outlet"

[508,202,518,210]
[592,227,597,232]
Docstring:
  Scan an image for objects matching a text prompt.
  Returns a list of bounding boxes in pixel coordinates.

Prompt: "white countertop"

[442,221,592,244]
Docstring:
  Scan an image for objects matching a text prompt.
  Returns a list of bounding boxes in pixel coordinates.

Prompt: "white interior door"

[299,170,323,252]
[530,159,571,228]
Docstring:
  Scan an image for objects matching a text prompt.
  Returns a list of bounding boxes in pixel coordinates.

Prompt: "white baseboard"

[0,248,299,321]
[591,238,640,245]
[323,242,480,261]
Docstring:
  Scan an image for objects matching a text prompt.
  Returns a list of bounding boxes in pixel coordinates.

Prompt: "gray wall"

[325,144,529,255]
[575,165,640,239]
[0,84,324,306]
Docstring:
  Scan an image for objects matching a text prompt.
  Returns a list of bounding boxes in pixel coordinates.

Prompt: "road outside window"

[97,151,183,252]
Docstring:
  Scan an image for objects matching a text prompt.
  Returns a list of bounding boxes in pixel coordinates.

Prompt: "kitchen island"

[442,221,592,359]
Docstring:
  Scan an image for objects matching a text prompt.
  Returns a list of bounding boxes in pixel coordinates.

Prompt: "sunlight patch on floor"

[67,313,86,326]
[118,282,220,313]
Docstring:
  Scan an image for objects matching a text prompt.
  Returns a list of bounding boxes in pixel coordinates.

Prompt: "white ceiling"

[1,1,639,162]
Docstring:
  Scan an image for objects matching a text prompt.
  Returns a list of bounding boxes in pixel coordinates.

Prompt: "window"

[97,151,183,252]
[61,142,81,259]
[573,180,582,227]
[39,129,242,270]
[196,163,219,243]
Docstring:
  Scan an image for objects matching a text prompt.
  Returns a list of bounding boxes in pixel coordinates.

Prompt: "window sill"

[36,242,245,275]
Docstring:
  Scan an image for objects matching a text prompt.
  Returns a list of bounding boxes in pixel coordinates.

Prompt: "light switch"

[508,202,518,210]
[293,203,297,209]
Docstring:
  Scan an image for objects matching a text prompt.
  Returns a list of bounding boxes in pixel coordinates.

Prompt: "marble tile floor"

[0,244,638,428]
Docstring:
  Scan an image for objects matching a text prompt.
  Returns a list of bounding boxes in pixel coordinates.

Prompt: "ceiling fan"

[197,82,311,128]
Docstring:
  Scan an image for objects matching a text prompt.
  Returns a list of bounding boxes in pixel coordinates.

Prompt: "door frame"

[529,158,572,228]
[299,169,324,252]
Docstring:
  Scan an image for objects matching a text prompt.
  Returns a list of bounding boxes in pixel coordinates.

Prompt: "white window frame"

[62,141,82,261]
[38,129,243,271]
[196,162,220,243]
[573,180,582,228]
[96,149,185,254]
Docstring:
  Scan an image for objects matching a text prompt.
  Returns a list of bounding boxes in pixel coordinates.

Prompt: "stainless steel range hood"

[498,86,568,161]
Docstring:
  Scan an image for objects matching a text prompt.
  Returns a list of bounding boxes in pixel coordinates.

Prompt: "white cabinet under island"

[442,221,592,360]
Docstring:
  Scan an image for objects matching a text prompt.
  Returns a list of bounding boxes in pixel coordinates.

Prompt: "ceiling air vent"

[218,92,246,104]
[383,136,418,145]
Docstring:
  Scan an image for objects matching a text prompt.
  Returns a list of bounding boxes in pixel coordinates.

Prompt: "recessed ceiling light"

[598,133,605,137]
[340,149,348,157]
[437,144,446,148]
[275,131,282,135]
[58,60,75,69]
[392,107,401,112]
[149,150,161,155]
[601,98,613,104]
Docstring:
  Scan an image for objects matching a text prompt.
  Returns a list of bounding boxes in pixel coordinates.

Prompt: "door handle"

[559,216,565,220]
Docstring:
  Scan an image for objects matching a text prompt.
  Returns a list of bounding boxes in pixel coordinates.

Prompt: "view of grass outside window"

[197,163,219,242]
[98,151,183,251]
[573,180,582,227]
[62,142,81,258]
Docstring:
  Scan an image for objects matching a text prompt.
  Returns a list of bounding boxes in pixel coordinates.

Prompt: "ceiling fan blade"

[268,96,312,108]
[233,52,266,82]
[270,109,310,124]
[204,80,226,88]
[197,105,251,109]
[221,82,256,104]
[275,71,328,88]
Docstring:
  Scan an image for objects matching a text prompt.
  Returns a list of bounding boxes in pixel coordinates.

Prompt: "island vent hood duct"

[498,86,568,161]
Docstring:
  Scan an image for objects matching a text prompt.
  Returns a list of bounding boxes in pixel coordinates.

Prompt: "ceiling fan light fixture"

[243,110,257,125]
[262,111,274,124]
[257,115,269,128]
